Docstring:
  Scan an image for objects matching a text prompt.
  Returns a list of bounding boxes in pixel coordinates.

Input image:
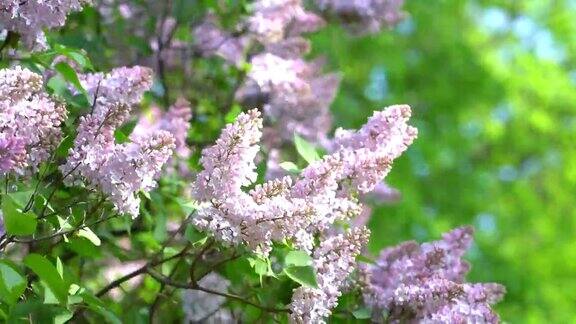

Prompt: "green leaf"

[152,210,167,242]
[114,119,137,144]
[285,250,313,267]
[352,308,372,319]
[69,93,91,108]
[284,266,319,288]
[67,237,102,258]
[178,199,199,214]
[0,260,26,305]
[68,284,80,295]
[57,216,74,231]
[53,44,94,70]
[356,254,376,264]
[24,254,70,305]
[248,256,276,281]
[56,135,75,158]
[56,257,64,278]
[294,135,320,164]
[7,191,34,208]
[54,309,73,324]
[80,292,122,324]
[7,300,69,323]
[184,224,208,246]
[114,129,130,144]
[47,74,70,98]
[2,195,38,235]
[54,62,84,90]
[77,227,101,246]
[225,104,243,123]
[279,161,300,173]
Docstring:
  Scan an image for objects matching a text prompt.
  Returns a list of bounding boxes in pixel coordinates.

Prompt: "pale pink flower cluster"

[61,66,175,217]
[361,227,505,323]
[193,105,415,321]
[0,135,25,175]
[97,0,135,23]
[248,0,325,44]
[132,98,192,175]
[192,1,339,151]
[289,227,369,323]
[243,53,340,147]
[0,0,91,50]
[193,1,407,207]
[331,104,418,192]
[193,105,416,255]
[0,66,67,175]
[242,1,339,149]
[315,0,405,34]
[192,13,250,66]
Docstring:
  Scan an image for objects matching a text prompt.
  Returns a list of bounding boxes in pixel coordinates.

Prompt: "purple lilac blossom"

[193,13,250,66]
[248,0,325,44]
[198,1,406,205]
[132,98,192,175]
[192,104,416,256]
[289,227,370,323]
[331,104,417,192]
[0,0,91,50]
[0,66,67,175]
[241,53,341,147]
[61,66,175,218]
[362,226,505,323]
[0,136,25,175]
[315,0,405,35]
[191,0,339,151]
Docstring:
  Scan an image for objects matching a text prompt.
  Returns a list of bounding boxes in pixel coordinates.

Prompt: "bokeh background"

[57,1,576,322]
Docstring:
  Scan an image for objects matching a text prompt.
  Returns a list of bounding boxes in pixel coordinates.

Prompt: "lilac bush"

[0,0,506,323]
[361,227,505,323]
[0,66,67,175]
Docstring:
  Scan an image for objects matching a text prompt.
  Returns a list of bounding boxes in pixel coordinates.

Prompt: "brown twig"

[146,270,290,314]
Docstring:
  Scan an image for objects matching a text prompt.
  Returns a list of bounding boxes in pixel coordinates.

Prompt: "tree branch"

[146,269,291,314]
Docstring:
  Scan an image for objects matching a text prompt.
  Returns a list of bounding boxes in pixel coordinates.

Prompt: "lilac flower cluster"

[315,0,405,34]
[0,66,67,176]
[193,104,416,321]
[133,98,192,175]
[290,227,369,323]
[242,1,338,149]
[61,66,175,217]
[247,0,325,44]
[331,104,418,192]
[243,53,340,148]
[361,226,505,323]
[192,1,339,152]
[193,3,406,209]
[193,13,250,66]
[193,106,415,254]
[0,0,91,50]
